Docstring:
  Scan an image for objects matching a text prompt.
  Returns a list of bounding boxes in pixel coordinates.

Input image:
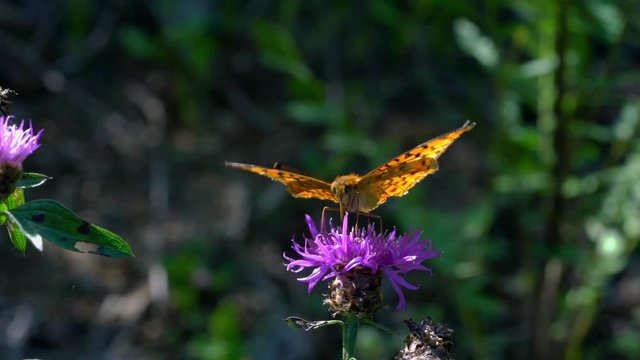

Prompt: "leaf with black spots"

[4,199,133,258]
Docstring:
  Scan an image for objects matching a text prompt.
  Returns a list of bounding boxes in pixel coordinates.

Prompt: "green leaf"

[16,173,52,189]
[0,188,29,252]
[4,199,133,258]
[7,221,28,253]
[0,188,25,225]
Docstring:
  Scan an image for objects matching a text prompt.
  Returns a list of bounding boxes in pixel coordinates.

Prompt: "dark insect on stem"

[0,86,17,116]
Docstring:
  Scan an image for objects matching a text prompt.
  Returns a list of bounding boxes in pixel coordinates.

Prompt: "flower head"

[0,115,43,165]
[0,115,43,199]
[284,214,440,311]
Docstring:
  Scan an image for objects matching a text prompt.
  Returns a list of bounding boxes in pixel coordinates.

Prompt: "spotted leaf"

[4,199,133,257]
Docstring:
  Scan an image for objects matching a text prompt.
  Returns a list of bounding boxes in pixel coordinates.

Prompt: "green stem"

[342,315,360,360]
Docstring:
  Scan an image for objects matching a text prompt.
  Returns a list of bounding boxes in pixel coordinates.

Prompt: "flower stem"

[342,315,359,360]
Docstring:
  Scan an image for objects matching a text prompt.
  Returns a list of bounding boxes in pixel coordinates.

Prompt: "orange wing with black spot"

[224,162,337,202]
[356,121,476,209]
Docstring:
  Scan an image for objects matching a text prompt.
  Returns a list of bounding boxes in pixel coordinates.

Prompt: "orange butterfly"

[226,121,476,215]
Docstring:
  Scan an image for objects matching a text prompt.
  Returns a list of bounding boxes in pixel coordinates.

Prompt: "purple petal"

[305,214,319,239]
[384,270,409,310]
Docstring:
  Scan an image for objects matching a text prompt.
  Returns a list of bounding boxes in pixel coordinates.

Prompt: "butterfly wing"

[356,158,439,211]
[356,121,476,210]
[225,162,337,202]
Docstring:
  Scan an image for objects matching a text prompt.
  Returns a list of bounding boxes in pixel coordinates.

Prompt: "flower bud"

[325,267,383,317]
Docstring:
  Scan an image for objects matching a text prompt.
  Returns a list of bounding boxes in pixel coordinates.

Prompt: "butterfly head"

[331,174,361,213]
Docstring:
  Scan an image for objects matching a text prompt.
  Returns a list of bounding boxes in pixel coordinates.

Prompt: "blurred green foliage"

[1,0,640,359]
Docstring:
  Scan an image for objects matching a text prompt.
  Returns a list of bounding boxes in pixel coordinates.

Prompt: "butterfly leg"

[321,206,342,232]
[355,211,383,233]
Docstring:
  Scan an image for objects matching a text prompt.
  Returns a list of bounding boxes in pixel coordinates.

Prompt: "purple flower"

[0,115,43,165]
[284,214,440,310]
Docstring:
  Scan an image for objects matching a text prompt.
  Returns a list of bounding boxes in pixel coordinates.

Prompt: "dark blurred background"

[1,0,639,359]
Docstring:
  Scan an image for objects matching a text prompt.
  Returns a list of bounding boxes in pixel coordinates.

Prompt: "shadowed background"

[1,0,639,359]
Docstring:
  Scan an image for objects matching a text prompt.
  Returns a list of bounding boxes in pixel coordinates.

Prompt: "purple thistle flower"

[0,115,43,165]
[284,214,440,311]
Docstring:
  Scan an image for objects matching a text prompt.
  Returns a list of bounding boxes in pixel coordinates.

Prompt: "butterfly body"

[226,121,476,214]
[330,174,367,214]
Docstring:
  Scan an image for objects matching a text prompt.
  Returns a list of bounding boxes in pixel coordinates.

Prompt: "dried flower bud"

[396,317,454,360]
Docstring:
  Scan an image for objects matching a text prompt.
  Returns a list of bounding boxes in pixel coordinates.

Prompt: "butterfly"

[226,120,476,215]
